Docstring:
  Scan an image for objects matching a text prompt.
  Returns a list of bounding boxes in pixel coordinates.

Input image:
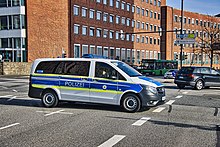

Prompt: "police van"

[28,58,165,112]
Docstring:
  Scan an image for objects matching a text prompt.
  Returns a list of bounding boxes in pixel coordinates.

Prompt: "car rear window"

[179,67,194,74]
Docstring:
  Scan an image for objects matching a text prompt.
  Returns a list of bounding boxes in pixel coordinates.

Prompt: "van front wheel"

[122,94,141,113]
[42,90,59,108]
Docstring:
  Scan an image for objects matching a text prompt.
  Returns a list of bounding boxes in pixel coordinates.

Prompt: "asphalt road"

[0,76,220,147]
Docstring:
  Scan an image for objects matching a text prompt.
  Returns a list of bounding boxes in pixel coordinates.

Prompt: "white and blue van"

[28,58,165,112]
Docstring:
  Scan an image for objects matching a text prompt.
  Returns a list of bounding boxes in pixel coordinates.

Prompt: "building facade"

[0,0,26,62]
[7,0,219,68]
[161,6,220,68]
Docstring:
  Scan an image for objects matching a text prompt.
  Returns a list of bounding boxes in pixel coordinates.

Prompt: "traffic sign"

[175,39,196,44]
[176,34,196,39]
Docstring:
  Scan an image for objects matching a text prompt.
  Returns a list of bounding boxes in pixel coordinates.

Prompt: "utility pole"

[180,0,184,68]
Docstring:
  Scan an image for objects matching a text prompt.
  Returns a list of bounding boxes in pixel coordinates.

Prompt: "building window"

[82,26,87,35]
[188,18,191,24]
[136,36,140,43]
[121,2,125,10]
[136,7,140,14]
[150,11,153,18]
[103,0,107,5]
[97,11,101,20]
[141,36,144,43]
[154,25,157,32]
[132,20,135,27]
[109,0,114,7]
[90,27,95,36]
[145,37,148,44]
[150,38,152,44]
[96,29,102,37]
[146,23,149,30]
[136,21,140,29]
[196,19,199,25]
[158,0,161,7]
[154,12,157,19]
[74,24,79,34]
[96,0,101,3]
[116,0,120,8]
[132,5,135,13]
[126,19,130,26]
[146,10,149,17]
[174,16,178,22]
[154,0,157,6]
[150,24,153,31]
[131,35,135,42]
[116,16,120,24]
[142,9,145,16]
[116,48,120,60]
[121,17,125,25]
[82,7,87,17]
[109,31,114,39]
[89,9,94,19]
[103,13,108,22]
[103,29,108,38]
[158,13,160,20]
[103,47,108,57]
[126,34,130,41]
[141,23,144,29]
[82,45,89,56]
[97,46,102,55]
[90,46,95,54]
[127,4,130,11]
[74,5,79,15]
[109,15,114,23]
[116,31,119,39]
[74,44,80,58]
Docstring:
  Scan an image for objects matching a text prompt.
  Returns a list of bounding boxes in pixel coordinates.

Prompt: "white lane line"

[165,100,175,105]
[0,123,20,130]
[7,96,17,101]
[44,110,65,116]
[37,110,73,115]
[132,117,151,126]
[98,135,126,147]
[0,95,13,98]
[182,91,188,94]
[0,86,8,89]
[12,89,18,92]
[175,95,183,99]
[153,107,166,113]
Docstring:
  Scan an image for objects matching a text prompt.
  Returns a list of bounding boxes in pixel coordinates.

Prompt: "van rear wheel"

[122,94,141,113]
[42,90,59,108]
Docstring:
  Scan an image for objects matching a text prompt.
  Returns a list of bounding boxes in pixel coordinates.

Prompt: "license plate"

[162,96,166,101]
[179,76,183,79]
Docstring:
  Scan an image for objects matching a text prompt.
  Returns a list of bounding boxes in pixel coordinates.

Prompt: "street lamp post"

[180,0,184,68]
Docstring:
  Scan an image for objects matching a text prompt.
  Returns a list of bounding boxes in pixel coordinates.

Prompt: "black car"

[174,66,220,90]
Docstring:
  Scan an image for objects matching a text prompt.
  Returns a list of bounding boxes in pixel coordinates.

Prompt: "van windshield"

[111,61,142,77]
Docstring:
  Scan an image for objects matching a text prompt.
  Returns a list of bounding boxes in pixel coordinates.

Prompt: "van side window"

[95,62,126,80]
[64,61,90,76]
[35,61,60,74]
[95,62,117,80]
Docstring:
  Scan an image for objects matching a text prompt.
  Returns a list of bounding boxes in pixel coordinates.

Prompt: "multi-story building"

[26,0,166,64]
[2,0,218,68]
[161,6,220,68]
[0,0,26,62]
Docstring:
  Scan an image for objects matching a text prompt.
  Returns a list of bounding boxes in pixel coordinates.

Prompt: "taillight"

[188,74,194,78]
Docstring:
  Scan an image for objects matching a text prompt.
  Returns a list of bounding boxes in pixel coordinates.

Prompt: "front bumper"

[139,87,166,107]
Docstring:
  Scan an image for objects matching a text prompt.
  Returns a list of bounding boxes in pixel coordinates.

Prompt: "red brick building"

[161,6,220,68]
[26,1,220,68]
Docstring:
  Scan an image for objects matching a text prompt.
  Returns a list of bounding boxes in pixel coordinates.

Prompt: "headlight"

[142,85,157,94]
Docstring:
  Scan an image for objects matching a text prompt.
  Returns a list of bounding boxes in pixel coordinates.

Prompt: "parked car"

[164,69,178,79]
[174,66,220,90]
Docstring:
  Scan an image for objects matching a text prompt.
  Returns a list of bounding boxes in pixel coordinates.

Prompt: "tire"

[42,90,59,108]
[121,94,141,113]
[195,80,204,90]
[177,84,185,89]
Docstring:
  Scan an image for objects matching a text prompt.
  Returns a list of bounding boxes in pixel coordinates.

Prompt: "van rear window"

[35,61,60,74]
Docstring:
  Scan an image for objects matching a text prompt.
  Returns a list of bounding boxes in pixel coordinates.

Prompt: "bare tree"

[197,16,220,67]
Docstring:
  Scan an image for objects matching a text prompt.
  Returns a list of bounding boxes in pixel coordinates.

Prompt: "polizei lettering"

[65,81,85,88]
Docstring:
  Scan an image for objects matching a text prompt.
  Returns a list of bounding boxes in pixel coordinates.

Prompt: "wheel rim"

[44,93,55,105]
[125,97,137,110]
[197,81,203,89]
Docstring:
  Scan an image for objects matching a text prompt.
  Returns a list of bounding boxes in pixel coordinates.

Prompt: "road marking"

[44,110,65,116]
[36,110,73,115]
[165,100,175,105]
[132,117,151,126]
[98,135,126,147]
[7,96,17,101]
[175,95,183,99]
[0,123,20,130]
[12,89,18,92]
[153,107,166,113]
[0,86,8,89]
[182,91,188,94]
[0,95,13,98]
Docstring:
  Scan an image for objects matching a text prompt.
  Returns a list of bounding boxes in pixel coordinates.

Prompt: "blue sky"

[166,0,220,16]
